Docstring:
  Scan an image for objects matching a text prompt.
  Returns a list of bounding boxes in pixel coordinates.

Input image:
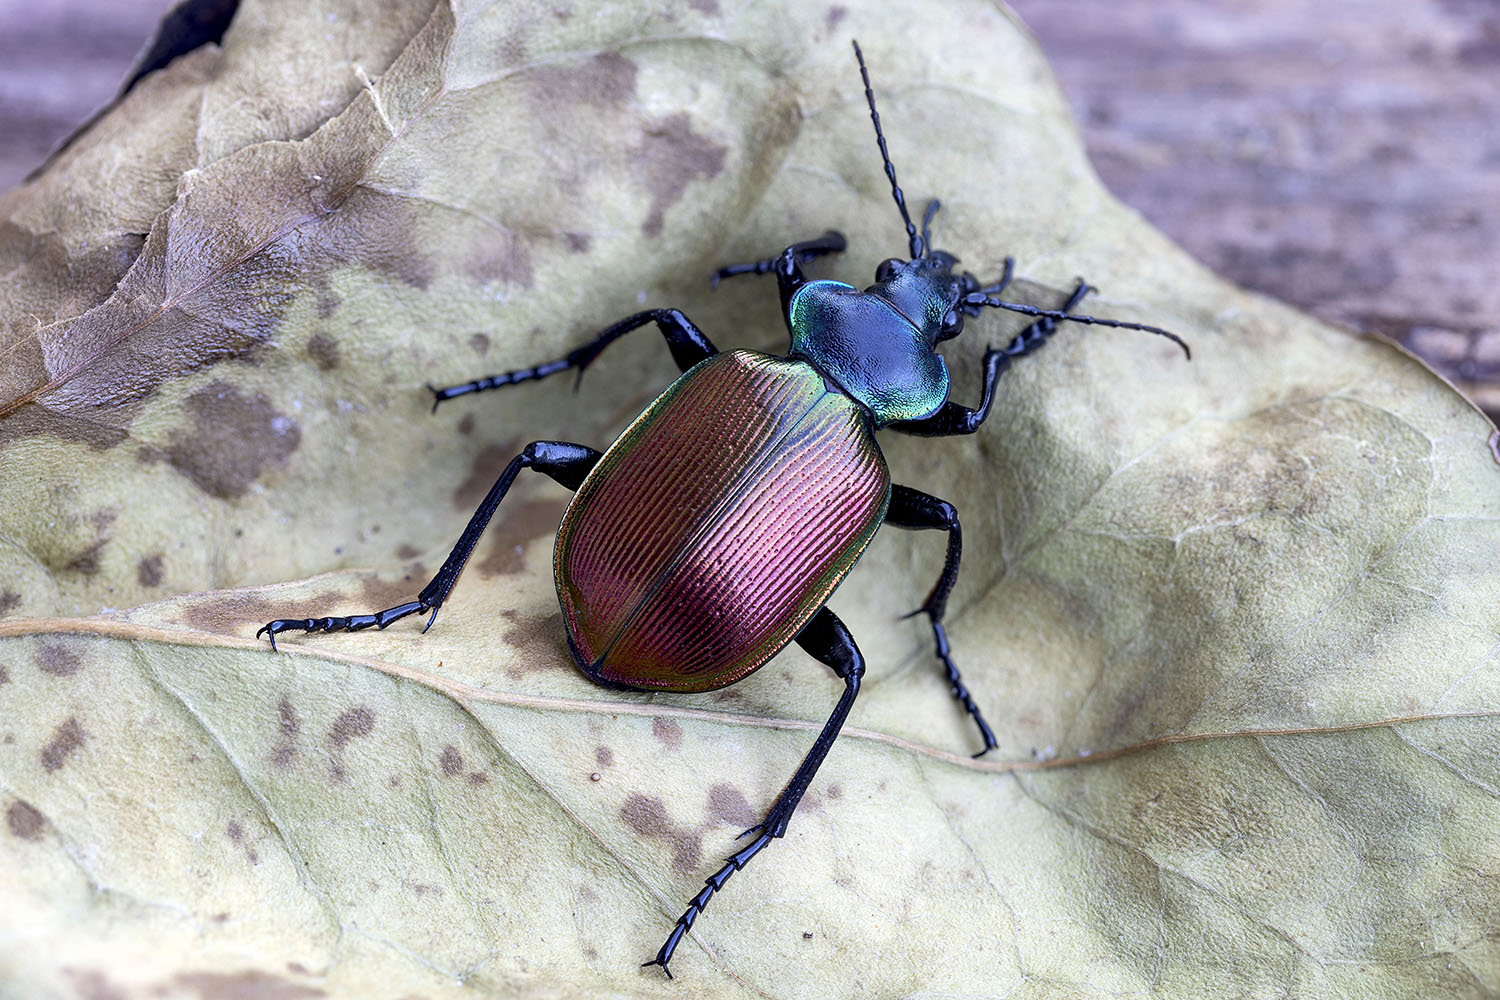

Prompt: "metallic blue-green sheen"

[788,280,949,426]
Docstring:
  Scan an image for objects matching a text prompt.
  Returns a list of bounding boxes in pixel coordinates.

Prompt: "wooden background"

[2,0,1496,416]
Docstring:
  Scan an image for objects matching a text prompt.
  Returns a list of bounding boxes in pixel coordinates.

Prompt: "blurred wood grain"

[2,0,1496,417]
[1009,0,1500,417]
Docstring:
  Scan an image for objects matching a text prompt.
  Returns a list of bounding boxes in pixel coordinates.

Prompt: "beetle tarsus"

[257,600,431,650]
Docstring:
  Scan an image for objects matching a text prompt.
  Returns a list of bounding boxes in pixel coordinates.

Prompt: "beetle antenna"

[853,40,924,259]
[965,293,1192,359]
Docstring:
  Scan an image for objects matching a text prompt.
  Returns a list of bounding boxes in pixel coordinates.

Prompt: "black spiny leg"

[890,281,1092,438]
[643,607,864,978]
[429,309,719,409]
[885,485,995,756]
[257,441,601,649]
[710,231,847,315]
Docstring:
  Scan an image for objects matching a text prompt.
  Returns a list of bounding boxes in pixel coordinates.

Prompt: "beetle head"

[851,40,1193,367]
[867,251,972,345]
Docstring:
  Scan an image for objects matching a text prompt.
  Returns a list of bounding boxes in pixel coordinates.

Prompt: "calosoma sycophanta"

[258,41,1190,977]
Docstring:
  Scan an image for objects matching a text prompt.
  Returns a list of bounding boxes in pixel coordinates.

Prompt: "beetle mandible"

[258,41,1190,977]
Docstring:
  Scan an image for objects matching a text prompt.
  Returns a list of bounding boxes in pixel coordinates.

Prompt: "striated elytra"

[258,41,1189,978]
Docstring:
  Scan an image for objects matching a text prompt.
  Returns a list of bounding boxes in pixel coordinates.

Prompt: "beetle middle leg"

[257,440,601,649]
[885,484,997,756]
[429,308,720,409]
[643,606,864,978]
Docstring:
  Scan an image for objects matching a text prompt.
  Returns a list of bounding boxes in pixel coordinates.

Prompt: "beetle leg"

[428,309,719,409]
[709,231,846,290]
[885,485,997,756]
[643,607,864,978]
[889,281,1092,437]
[257,441,601,650]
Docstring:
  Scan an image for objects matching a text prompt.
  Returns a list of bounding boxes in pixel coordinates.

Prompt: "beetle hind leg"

[643,607,864,978]
[257,440,601,650]
[885,485,998,756]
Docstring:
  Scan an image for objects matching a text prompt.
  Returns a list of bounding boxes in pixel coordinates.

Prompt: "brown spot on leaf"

[563,231,591,253]
[827,783,842,799]
[6,800,44,840]
[314,282,341,319]
[440,745,464,776]
[530,51,637,109]
[37,643,81,677]
[500,613,570,676]
[327,706,375,751]
[180,593,276,634]
[595,745,613,768]
[396,543,423,560]
[65,538,108,575]
[620,794,701,872]
[226,820,260,863]
[476,499,568,577]
[708,783,757,827]
[137,554,164,587]
[452,442,519,509]
[652,717,683,751]
[165,382,301,500]
[689,0,720,12]
[465,231,533,289]
[468,332,491,355]
[307,332,339,371]
[632,113,727,238]
[826,5,847,29]
[272,696,301,769]
[279,698,300,738]
[456,412,476,436]
[357,573,415,613]
[172,970,325,1000]
[0,664,9,684]
[41,717,87,771]
[467,771,489,786]
[0,590,20,615]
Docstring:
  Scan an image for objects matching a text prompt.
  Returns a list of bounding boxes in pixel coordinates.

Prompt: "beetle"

[258,41,1189,977]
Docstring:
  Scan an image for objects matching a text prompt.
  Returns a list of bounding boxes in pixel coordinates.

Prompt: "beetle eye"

[938,308,964,340]
[875,258,902,283]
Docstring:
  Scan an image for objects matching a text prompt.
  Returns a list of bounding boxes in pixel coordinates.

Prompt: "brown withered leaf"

[3,0,1500,997]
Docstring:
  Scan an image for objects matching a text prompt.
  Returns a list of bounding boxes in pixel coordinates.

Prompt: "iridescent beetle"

[259,42,1189,976]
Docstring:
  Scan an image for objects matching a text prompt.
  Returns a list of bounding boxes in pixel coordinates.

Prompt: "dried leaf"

[3,0,1499,997]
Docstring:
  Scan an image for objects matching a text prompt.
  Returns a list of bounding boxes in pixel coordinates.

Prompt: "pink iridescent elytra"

[554,350,891,691]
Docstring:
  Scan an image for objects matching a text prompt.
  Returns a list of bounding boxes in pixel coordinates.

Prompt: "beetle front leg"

[709,231,847,312]
[885,485,996,756]
[257,441,601,649]
[890,281,1092,437]
[643,606,864,978]
[429,309,719,409]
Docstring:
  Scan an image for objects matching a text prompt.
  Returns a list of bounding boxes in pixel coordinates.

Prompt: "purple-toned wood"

[553,350,891,692]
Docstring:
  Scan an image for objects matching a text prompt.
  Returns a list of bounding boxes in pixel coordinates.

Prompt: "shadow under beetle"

[259,41,1189,977]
